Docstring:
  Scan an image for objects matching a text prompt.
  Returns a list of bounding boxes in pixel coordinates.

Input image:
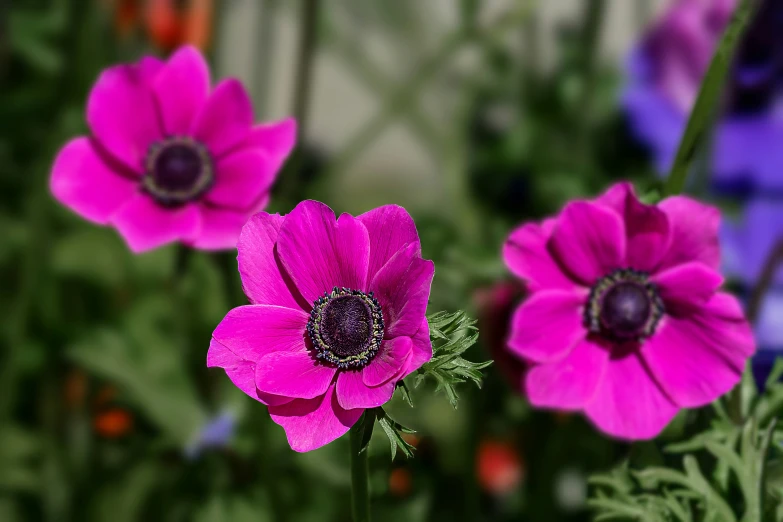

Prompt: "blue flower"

[184,411,236,460]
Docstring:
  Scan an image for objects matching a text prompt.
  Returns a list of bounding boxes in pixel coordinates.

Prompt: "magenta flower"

[50,46,296,252]
[207,200,434,452]
[503,182,755,440]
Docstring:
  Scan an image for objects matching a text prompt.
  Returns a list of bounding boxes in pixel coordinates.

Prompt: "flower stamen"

[306,287,384,369]
[143,137,214,207]
[585,268,664,342]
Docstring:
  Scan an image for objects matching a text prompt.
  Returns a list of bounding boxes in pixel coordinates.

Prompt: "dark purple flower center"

[143,137,214,207]
[585,269,664,342]
[307,287,384,369]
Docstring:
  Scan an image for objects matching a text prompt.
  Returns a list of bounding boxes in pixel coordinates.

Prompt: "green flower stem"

[662,0,757,197]
[349,419,371,522]
[575,0,606,158]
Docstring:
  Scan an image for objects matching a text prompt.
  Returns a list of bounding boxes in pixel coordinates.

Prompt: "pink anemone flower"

[50,45,296,252]
[503,182,754,440]
[207,200,434,452]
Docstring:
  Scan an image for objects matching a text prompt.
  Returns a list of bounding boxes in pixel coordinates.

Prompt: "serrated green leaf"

[375,409,415,460]
[397,380,413,406]
[682,456,736,522]
[417,310,490,408]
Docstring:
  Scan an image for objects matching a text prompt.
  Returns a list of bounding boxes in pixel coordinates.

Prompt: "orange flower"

[145,0,213,51]
[94,408,134,438]
[388,467,412,498]
[115,0,141,37]
[476,440,524,496]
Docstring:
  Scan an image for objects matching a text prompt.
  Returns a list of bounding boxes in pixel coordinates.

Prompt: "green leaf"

[0,424,40,492]
[374,409,415,460]
[663,0,759,196]
[51,229,129,287]
[352,411,376,456]
[416,310,490,408]
[396,380,413,406]
[681,456,736,522]
[67,326,206,446]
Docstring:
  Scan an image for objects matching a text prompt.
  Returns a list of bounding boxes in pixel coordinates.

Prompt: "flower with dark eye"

[208,201,434,452]
[51,45,295,252]
[503,182,754,439]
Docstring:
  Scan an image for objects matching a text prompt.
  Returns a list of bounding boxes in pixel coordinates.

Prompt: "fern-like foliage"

[589,360,783,522]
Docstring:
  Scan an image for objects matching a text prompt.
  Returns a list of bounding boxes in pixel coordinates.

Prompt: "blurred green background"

[0,1,675,521]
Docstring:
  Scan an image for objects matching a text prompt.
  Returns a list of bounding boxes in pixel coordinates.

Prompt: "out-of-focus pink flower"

[208,201,434,452]
[51,46,296,253]
[477,439,524,496]
[503,182,754,440]
[474,281,526,388]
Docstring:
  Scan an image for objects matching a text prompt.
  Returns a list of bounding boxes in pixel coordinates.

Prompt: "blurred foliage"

[590,362,783,521]
[1,0,754,521]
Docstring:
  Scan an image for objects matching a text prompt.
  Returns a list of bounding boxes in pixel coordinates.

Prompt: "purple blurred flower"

[624,0,733,172]
[720,200,783,382]
[720,200,783,285]
[624,0,783,194]
[185,411,236,460]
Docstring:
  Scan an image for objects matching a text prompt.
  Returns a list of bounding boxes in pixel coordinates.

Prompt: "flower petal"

[362,336,413,387]
[357,205,421,280]
[186,205,248,250]
[503,219,577,292]
[396,318,432,381]
[594,181,634,212]
[621,188,671,272]
[206,148,276,210]
[369,242,434,338]
[653,261,723,314]
[211,304,309,362]
[642,314,746,408]
[206,338,292,406]
[245,118,297,173]
[87,61,163,172]
[507,290,587,363]
[686,292,755,359]
[525,339,609,410]
[585,352,679,440]
[277,201,371,304]
[336,370,395,410]
[268,384,363,452]
[237,212,304,309]
[255,351,337,400]
[153,46,210,136]
[657,196,720,271]
[550,201,626,285]
[50,138,137,224]
[109,194,201,253]
[192,79,254,157]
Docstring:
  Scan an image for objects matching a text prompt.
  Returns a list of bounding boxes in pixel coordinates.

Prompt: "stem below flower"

[349,417,371,522]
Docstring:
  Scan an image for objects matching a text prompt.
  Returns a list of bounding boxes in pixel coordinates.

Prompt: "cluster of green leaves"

[589,361,783,522]
[415,311,490,409]
[357,310,490,460]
